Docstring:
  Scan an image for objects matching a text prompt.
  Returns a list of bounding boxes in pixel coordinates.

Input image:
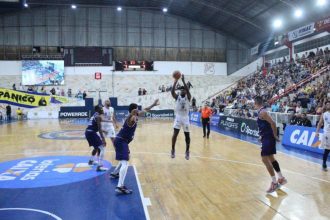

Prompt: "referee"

[201,103,212,139]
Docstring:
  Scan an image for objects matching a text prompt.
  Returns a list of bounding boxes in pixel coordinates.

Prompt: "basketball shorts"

[173,116,190,132]
[101,122,116,138]
[114,137,130,161]
[321,132,330,150]
[85,130,103,149]
[260,136,276,156]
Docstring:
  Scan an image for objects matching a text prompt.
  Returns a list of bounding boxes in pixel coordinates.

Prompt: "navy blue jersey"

[257,107,274,138]
[86,112,100,132]
[117,118,137,143]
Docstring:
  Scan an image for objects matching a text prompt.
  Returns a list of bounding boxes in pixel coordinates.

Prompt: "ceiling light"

[117,7,122,11]
[273,19,283,29]
[294,8,303,18]
[71,4,77,9]
[317,0,327,6]
[24,3,28,8]
[163,8,168,13]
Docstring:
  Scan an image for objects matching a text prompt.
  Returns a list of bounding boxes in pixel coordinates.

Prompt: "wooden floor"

[1,119,330,220]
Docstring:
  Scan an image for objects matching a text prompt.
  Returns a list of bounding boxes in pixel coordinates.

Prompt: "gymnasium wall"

[0,7,250,74]
[0,60,235,107]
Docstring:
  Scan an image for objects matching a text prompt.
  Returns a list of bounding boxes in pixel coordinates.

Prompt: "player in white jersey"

[316,101,330,171]
[171,74,192,160]
[101,100,118,144]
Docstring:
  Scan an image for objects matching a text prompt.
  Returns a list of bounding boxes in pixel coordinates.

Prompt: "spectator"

[61,89,65,96]
[50,88,56,95]
[161,85,166,92]
[83,91,87,100]
[271,102,280,112]
[299,113,312,127]
[12,84,16,90]
[192,97,196,110]
[27,86,33,92]
[41,86,46,94]
[290,113,300,125]
[143,88,147,95]
[68,88,72,97]
[19,83,24,91]
[296,102,303,114]
[244,109,252,118]
[6,104,11,121]
[56,87,61,96]
[16,108,23,120]
[0,111,3,121]
[138,88,142,96]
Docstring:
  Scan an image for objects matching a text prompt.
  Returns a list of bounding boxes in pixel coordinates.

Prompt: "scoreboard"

[115,61,154,71]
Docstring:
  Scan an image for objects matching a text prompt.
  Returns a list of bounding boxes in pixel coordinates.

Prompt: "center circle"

[38,130,85,140]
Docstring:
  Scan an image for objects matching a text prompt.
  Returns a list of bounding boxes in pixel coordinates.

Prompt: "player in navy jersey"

[110,99,159,194]
[254,96,287,193]
[85,105,107,172]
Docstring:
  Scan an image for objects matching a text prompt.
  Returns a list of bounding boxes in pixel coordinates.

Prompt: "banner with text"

[145,109,174,118]
[288,23,315,41]
[315,16,330,32]
[218,116,259,138]
[250,44,259,56]
[0,88,50,108]
[282,125,324,154]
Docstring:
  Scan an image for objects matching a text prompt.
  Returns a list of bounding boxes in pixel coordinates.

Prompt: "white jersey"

[175,95,190,118]
[103,106,114,123]
[323,112,330,133]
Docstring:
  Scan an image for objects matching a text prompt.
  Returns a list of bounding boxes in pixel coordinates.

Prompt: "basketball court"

[1,119,330,220]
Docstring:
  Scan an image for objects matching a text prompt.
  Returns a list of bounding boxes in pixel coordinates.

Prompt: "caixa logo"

[290,130,323,147]
[0,156,111,189]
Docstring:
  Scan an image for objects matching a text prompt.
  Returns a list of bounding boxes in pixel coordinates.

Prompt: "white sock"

[277,172,283,179]
[271,176,277,183]
[112,162,122,174]
[117,160,128,187]
[98,146,105,166]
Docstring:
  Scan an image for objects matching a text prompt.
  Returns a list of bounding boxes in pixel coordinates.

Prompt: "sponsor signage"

[0,156,111,188]
[0,87,50,108]
[250,44,259,56]
[145,110,174,118]
[115,110,129,119]
[210,115,220,126]
[219,116,259,138]
[59,111,89,118]
[288,23,315,41]
[282,125,324,154]
[189,112,201,123]
[315,16,330,32]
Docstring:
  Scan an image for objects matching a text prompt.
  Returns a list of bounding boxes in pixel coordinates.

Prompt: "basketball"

[173,71,181,80]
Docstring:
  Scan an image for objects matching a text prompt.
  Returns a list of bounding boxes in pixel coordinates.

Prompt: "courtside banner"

[145,109,174,118]
[210,115,220,126]
[282,125,324,154]
[219,116,259,138]
[288,23,315,41]
[0,88,50,108]
[189,112,201,123]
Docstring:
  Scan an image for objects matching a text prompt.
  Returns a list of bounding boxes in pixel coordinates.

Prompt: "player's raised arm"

[259,111,279,141]
[138,99,160,117]
[182,74,191,101]
[171,80,179,100]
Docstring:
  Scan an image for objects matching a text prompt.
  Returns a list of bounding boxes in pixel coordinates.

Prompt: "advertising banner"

[288,23,315,41]
[189,112,201,123]
[0,87,50,108]
[250,44,259,56]
[282,125,324,154]
[315,16,330,32]
[210,115,220,126]
[219,116,259,138]
[59,111,89,119]
[145,110,174,118]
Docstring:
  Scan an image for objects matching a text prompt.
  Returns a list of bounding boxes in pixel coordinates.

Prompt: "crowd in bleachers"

[209,48,330,118]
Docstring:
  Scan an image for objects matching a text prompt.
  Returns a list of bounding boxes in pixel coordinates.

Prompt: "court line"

[133,165,151,220]
[1,150,330,184]
[0,208,62,220]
